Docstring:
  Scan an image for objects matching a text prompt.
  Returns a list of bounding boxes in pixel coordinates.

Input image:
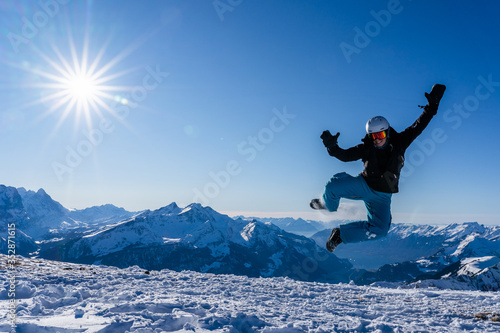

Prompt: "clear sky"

[1,0,499,225]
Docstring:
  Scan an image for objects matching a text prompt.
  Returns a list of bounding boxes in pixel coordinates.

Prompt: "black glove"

[424,83,446,114]
[321,130,340,148]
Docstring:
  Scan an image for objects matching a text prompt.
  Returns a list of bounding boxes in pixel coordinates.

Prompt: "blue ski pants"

[323,172,392,244]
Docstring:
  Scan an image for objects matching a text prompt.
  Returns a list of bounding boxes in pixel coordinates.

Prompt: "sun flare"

[17,31,140,135]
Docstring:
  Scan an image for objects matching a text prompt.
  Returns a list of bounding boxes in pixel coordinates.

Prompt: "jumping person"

[311,84,446,252]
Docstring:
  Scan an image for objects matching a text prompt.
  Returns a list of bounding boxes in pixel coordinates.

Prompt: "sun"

[66,73,98,103]
[16,31,142,134]
[12,17,156,139]
[55,68,103,123]
[33,40,123,128]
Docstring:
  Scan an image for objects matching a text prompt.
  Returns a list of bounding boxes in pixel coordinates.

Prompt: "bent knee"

[366,224,390,239]
[326,172,351,188]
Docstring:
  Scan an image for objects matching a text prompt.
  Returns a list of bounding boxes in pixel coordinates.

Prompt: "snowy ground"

[1,255,499,332]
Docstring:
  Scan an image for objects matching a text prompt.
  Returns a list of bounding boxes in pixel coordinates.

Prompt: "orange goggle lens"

[370,131,386,140]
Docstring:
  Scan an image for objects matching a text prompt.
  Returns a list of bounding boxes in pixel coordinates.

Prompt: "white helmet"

[366,116,389,134]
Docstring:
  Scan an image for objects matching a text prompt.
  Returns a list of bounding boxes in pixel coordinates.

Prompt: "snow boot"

[310,198,327,210]
[326,227,342,252]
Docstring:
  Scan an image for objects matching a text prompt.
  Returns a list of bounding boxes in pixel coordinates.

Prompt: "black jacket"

[326,107,437,193]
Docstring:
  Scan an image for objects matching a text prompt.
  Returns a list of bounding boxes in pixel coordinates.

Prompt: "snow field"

[1,255,499,332]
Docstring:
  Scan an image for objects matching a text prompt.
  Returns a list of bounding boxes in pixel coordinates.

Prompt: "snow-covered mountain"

[0,185,27,225]
[1,186,137,240]
[0,185,37,256]
[68,204,137,226]
[240,216,323,237]
[313,222,500,291]
[239,216,356,238]
[16,187,80,238]
[313,222,500,270]
[3,184,500,291]
[412,256,500,291]
[48,203,353,283]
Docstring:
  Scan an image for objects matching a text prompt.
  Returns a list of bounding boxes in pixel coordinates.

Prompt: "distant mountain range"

[235,216,355,238]
[1,184,499,291]
[312,222,500,291]
[235,216,324,238]
[0,185,352,284]
[16,187,138,238]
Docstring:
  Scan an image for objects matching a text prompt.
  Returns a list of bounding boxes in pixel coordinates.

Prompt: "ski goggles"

[370,130,387,140]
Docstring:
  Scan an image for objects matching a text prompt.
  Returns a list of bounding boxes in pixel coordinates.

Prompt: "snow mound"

[1,255,500,332]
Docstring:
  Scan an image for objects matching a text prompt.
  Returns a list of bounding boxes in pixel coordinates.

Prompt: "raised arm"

[321,130,363,162]
[400,84,446,148]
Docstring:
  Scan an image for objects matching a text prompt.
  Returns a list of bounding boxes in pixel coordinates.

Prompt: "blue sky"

[1,0,499,225]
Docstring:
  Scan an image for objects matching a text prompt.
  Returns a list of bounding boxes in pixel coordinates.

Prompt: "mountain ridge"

[1,184,499,290]
[51,201,354,283]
